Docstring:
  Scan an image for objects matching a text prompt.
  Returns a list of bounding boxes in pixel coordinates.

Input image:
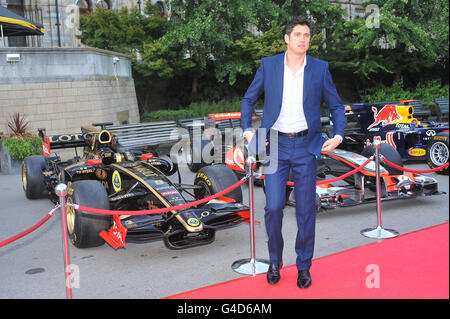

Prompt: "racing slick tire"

[66,180,112,248]
[362,143,403,176]
[185,141,202,172]
[426,132,449,175]
[194,164,243,203]
[22,155,48,199]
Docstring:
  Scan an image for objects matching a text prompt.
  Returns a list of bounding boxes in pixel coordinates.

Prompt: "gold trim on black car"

[110,163,203,233]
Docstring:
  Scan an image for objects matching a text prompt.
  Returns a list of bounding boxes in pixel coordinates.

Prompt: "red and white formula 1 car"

[225,142,443,212]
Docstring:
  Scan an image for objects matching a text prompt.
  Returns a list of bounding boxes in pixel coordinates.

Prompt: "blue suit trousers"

[264,134,318,270]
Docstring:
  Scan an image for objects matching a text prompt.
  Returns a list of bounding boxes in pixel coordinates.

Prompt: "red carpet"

[166,222,449,299]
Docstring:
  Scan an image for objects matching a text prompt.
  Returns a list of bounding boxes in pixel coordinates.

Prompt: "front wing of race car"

[283,149,444,211]
[99,201,250,250]
[314,173,441,210]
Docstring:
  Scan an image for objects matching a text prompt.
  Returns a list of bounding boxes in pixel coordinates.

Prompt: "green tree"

[349,0,449,82]
[77,1,448,110]
[230,21,286,85]
[132,2,196,81]
[78,5,163,54]
[161,0,279,94]
[78,3,192,112]
[271,0,351,62]
[226,0,355,99]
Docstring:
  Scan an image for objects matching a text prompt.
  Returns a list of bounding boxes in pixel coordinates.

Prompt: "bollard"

[232,156,270,275]
[55,183,72,299]
[361,137,399,239]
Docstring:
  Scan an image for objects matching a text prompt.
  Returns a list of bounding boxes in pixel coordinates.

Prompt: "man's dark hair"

[285,16,312,35]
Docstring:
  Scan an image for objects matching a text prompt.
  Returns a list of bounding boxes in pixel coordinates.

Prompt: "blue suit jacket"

[241,53,346,158]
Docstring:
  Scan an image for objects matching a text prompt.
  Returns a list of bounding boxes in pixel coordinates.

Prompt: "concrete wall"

[0,47,140,137]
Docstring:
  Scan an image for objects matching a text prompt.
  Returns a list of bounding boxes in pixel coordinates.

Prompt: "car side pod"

[361,137,399,239]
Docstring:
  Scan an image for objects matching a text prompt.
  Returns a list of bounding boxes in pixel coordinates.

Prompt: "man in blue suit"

[241,16,346,288]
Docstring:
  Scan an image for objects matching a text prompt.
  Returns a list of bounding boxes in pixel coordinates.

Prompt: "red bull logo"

[368,105,401,129]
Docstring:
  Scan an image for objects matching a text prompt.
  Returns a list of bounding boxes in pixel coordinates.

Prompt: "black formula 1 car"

[21,123,249,250]
[224,140,443,212]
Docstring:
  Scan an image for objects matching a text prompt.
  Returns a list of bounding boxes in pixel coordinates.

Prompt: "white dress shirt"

[243,53,342,143]
[272,53,308,133]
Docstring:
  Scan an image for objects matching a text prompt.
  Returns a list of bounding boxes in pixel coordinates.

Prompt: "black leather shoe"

[297,270,312,288]
[266,263,282,285]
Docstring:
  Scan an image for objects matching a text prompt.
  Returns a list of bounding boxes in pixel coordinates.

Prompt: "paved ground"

[0,160,448,299]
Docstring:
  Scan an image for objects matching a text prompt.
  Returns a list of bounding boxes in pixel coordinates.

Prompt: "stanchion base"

[232,258,270,275]
[360,225,399,239]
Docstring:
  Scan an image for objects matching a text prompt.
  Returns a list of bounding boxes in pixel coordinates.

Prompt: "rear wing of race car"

[38,124,113,157]
[204,111,262,131]
[38,128,87,157]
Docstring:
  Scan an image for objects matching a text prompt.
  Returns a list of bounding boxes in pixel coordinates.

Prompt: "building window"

[155,1,166,17]
[77,0,94,16]
[6,0,27,47]
[99,0,112,10]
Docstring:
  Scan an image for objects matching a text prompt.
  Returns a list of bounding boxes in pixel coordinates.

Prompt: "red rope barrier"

[0,205,59,248]
[259,157,373,187]
[316,157,373,185]
[0,157,375,246]
[382,158,449,174]
[0,177,247,247]
[71,177,247,216]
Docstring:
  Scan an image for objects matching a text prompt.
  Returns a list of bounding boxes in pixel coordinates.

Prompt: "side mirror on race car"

[225,139,263,173]
[147,154,178,176]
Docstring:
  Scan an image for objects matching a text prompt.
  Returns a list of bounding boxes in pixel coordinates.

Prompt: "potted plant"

[0,113,42,174]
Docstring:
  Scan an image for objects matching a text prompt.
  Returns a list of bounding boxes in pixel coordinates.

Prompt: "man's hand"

[321,136,341,152]
[243,131,254,143]
[244,131,269,148]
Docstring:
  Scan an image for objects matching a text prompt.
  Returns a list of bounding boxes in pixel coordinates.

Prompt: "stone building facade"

[0,0,167,48]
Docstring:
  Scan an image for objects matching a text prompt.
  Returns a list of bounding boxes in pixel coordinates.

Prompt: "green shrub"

[413,80,449,106]
[188,97,242,116]
[359,79,449,108]
[141,96,263,122]
[1,135,43,160]
[141,109,197,122]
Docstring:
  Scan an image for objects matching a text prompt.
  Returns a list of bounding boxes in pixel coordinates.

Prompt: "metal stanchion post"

[361,137,399,239]
[232,156,270,275]
[55,183,72,299]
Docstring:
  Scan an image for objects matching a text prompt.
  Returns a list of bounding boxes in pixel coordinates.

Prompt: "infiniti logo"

[426,130,436,136]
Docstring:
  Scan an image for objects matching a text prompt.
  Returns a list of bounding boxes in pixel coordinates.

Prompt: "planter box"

[0,140,22,174]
